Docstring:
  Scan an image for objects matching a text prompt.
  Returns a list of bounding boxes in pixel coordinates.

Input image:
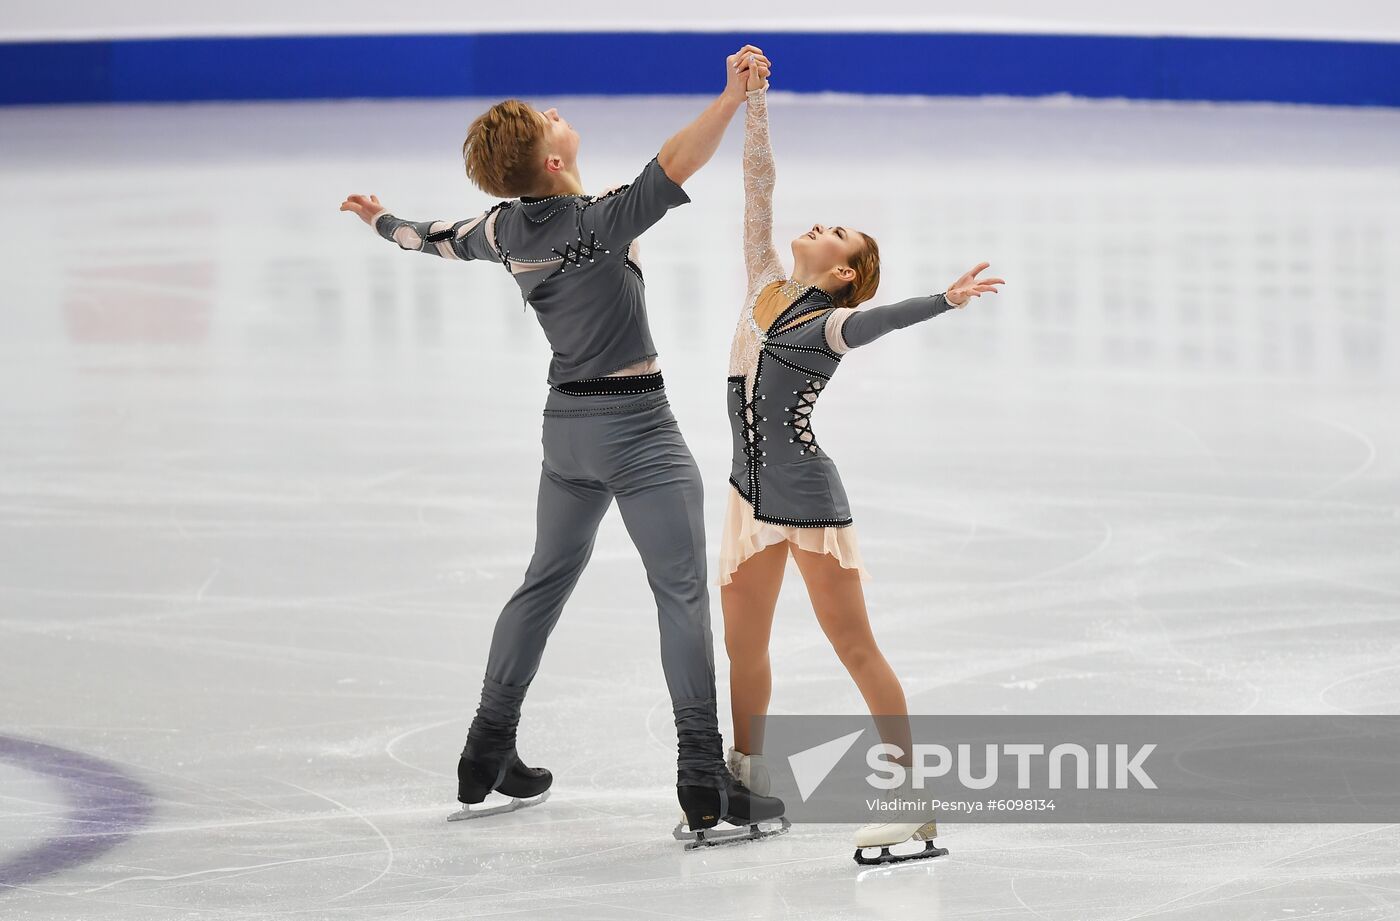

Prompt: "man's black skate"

[673,778,790,849]
[447,741,552,822]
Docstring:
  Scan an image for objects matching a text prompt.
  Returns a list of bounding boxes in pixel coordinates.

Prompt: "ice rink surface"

[2,91,1399,919]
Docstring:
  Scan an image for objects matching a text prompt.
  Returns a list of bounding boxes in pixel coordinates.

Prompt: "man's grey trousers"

[467,384,725,786]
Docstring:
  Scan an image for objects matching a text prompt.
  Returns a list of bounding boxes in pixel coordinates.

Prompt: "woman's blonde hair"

[837,232,881,308]
[462,100,547,198]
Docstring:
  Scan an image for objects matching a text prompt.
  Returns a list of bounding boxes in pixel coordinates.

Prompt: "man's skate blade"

[853,840,949,866]
[674,817,791,850]
[447,790,549,822]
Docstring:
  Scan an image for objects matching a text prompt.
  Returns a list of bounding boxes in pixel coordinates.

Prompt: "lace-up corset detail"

[785,378,825,454]
[733,376,768,467]
[550,228,605,271]
[725,284,852,527]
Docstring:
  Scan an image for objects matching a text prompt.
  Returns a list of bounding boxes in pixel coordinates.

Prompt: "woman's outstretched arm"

[742,73,784,292]
[826,262,1005,351]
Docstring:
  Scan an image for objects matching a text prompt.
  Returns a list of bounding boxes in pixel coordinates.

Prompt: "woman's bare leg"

[720,540,789,754]
[788,545,913,757]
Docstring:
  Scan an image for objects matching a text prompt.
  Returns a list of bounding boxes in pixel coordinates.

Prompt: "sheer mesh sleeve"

[742,88,785,294]
[373,207,501,262]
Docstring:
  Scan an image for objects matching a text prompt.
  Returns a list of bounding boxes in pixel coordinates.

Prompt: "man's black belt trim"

[551,371,665,396]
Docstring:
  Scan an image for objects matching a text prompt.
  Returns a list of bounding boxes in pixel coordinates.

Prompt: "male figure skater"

[341,46,785,840]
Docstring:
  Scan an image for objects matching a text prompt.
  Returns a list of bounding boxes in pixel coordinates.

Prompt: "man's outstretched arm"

[340,193,500,262]
[584,46,770,246]
[658,44,767,186]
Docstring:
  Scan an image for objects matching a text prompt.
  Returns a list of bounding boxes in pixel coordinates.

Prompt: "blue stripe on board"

[1,31,1396,107]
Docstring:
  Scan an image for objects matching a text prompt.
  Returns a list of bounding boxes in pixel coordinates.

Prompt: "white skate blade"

[853,838,949,866]
[447,790,549,822]
[673,816,790,850]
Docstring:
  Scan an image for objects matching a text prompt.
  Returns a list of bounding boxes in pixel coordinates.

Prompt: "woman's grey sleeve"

[837,293,957,349]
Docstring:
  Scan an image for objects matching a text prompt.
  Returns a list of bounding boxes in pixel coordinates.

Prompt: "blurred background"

[2,4,1398,920]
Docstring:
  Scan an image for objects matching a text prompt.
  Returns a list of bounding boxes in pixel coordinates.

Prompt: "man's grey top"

[373,156,691,386]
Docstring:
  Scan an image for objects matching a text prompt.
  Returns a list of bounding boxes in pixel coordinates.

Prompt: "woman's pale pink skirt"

[716,487,872,587]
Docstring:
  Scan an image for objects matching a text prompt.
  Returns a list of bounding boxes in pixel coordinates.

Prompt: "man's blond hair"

[462,99,547,198]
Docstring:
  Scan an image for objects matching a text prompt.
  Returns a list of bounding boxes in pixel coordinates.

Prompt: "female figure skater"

[721,59,1004,864]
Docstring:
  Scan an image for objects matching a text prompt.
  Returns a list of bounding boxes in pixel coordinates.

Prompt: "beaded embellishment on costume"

[728,89,786,388]
[725,88,854,527]
[777,277,808,300]
[733,375,769,469]
[786,378,824,454]
[551,229,604,271]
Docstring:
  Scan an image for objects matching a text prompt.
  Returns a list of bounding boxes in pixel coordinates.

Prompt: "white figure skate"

[726,745,772,796]
[853,817,947,865]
